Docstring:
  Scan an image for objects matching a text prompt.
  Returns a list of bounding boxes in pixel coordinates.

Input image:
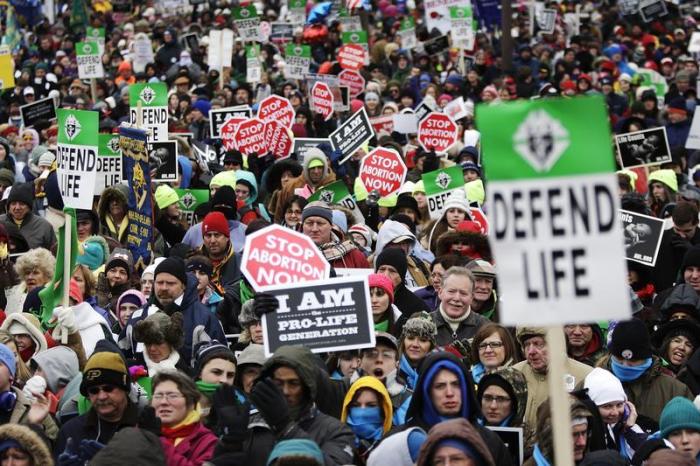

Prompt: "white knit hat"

[442,190,470,214]
[38,151,55,168]
[584,367,627,406]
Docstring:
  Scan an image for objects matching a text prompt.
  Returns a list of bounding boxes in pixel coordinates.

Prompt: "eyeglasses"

[478,341,504,351]
[152,392,184,402]
[87,384,117,396]
[286,209,302,216]
[482,395,510,405]
[362,349,396,360]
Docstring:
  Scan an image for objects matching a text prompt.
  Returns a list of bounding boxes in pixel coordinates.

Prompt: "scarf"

[143,349,180,376]
[611,357,653,382]
[161,410,200,447]
[196,381,220,397]
[211,244,234,295]
[399,354,419,390]
[346,407,384,442]
[320,240,357,262]
[240,280,254,304]
[374,319,389,332]
[471,363,485,384]
[439,305,471,332]
[532,443,551,466]
[105,215,128,241]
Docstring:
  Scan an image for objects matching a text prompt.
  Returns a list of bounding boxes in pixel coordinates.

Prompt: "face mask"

[347,406,383,441]
[610,357,652,382]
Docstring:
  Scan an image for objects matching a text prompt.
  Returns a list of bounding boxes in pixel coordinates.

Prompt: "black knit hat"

[393,194,420,220]
[80,340,129,396]
[154,256,188,285]
[193,340,235,377]
[682,246,700,272]
[211,185,237,220]
[609,319,653,361]
[7,182,34,208]
[477,372,518,413]
[375,248,408,283]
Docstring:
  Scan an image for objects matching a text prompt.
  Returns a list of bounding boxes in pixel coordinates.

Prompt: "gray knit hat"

[238,300,257,327]
[400,311,438,345]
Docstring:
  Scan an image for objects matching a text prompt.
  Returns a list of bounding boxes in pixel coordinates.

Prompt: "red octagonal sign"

[234,118,268,156]
[359,147,407,198]
[311,82,334,121]
[337,44,366,71]
[338,69,365,99]
[418,112,458,153]
[257,95,295,129]
[221,117,247,151]
[240,224,331,290]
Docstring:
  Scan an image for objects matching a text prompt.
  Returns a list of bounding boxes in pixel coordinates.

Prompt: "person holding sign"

[425,190,472,254]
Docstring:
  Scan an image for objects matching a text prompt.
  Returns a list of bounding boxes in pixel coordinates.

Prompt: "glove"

[253,293,279,318]
[52,306,78,334]
[213,385,250,443]
[250,377,290,434]
[57,438,83,466]
[330,149,344,163]
[22,375,47,403]
[137,406,162,437]
[671,234,691,253]
[79,439,105,460]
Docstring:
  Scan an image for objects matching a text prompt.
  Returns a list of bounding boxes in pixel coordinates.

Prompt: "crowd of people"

[0,0,697,465]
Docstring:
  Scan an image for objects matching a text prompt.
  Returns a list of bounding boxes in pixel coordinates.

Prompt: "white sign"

[76,42,104,79]
[208,29,234,72]
[687,110,700,150]
[132,33,154,73]
[425,0,463,35]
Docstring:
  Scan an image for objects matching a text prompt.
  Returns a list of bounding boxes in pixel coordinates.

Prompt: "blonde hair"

[0,330,30,387]
[14,248,55,282]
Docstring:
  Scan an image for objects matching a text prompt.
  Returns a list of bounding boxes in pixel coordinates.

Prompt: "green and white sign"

[86,26,106,55]
[96,134,122,194]
[246,44,261,83]
[174,189,209,226]
[398,17,417,49]
[308,180,364,222]
[285,44,311,80]
[422,166,464,220]
[76,41,104,79]
[287,0,306,25]
[449,6,475,50]
[129,83,168,141]
[341,31,369,66]
[233,6,260,42]
[636,67,668,100]
[338,8,362,33]
[477,96,629,325]
[57,109,98,209]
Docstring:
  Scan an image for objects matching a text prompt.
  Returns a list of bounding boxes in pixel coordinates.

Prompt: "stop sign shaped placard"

[337,44,366,71]
[257,95,295,129]
[339,69,365,98]
[264,120,293,160]
[359,147,407,198]
[311,82,334,121]
[241,224,330,290]
[221,117,247,151]
[418,112,458,153]
[234,118,268,156]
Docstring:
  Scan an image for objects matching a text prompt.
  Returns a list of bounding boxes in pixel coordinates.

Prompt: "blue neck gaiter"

[532,443,552,466]
[610,357,653,382]
[400,354,419,390]
[346,407,384,441]
[471,363,485,384]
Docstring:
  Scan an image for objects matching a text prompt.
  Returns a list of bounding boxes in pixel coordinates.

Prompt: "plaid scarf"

[320,240,357,262]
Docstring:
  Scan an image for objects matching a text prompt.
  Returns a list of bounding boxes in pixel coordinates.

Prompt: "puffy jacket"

[118,273,226,365]
[397,352,513,465]
[159,421,217,466]
[598,354,693,427]
[0,211,55,250]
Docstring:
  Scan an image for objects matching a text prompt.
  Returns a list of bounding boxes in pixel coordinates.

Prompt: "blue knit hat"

[267,439,324,465]
[660,397,700,438]
[0,343,16,378]
[77,236,109,271]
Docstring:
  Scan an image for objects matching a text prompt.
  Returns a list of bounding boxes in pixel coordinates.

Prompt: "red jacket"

[160,422,218,466]
[329,248,371,269]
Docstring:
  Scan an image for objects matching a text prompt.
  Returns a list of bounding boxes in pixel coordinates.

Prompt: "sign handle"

[547,326,574,466]
[60,211,72,345]
[90,78,97,105]
[136,100,143,128]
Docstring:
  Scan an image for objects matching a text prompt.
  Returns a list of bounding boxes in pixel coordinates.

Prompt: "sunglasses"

[87,384,117,395]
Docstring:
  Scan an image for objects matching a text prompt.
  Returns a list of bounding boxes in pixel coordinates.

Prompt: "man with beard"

[54,341,136,462]
[96,249,133,322]
[118,256,225,363]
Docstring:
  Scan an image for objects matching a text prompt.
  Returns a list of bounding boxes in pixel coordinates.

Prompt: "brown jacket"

[416,418,495,466]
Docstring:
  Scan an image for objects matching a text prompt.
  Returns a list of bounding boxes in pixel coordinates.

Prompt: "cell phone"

[623,403,630,422]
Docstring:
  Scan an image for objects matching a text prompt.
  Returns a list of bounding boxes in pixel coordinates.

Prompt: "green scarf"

[374,319,390,332]
[196,381,220,397]
[240,280,254,304]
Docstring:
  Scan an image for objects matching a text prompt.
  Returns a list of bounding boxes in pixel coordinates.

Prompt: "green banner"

[308,181,365,221]
[76,41,99,56]
[400,17,415,30]
[98,133,121,156]
[342,31,368,45]
[286,43,311,58]
[128,82,168,107]
[288,0,305,8]
[232,5,257,19]
[96,134,122,194]
[86,26,105,41]
[57,109,99,209]
[174,189,209,226]
[69,0,89,31]
[57,108,98,146]
[476,95,615,181]
[422,166,464,220]
[449,5,472,19]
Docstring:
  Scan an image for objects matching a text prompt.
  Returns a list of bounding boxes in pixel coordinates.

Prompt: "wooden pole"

[60,211,72,344]
[136,100,143,128]
[90,78,97,104]
[547,326,574,466]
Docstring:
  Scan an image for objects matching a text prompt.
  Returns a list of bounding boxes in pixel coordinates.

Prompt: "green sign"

[400,17,415,30]
[86,26,106,40]
[422,166,464,219]
[308,180,364,221]
[96,134,122,194]
[233,5,257,19]
[342,31,368,45]
[636,68,668,99]
[128,82,168,107]
[57,109,99,209]
[449,5,472,19]
[286,44,311,58]
[477,96,614,181]
[175,189,209,226]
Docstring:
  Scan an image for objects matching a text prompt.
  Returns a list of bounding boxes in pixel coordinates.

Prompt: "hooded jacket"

[97,184,129,244]
[0,312,48,360]
[372,220,430,288]
[0,198,55,250]
[274,150,336,222]
[477,366,528,428]
[660,283,700,318]
[0,423,53,466]
[155,29,183,72]
[433,229,492,263]
[399,352,513,465]
[416,418,495,466]
[31,346,79,393]
[119,273,226,365]
[567,323,607,367]
[235,170,263,224]
[366,427,424,466]
[232,345,354,466]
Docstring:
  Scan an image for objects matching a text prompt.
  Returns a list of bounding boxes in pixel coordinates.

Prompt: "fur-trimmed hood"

[0,423,53,466]
[434,229,492,262]
[97,183,129,220]
[0,312,47,357]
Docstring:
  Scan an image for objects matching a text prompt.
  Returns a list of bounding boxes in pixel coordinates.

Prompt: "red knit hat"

[69,279,83,304]
[368,273,394,304]
[202,212,230,238]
